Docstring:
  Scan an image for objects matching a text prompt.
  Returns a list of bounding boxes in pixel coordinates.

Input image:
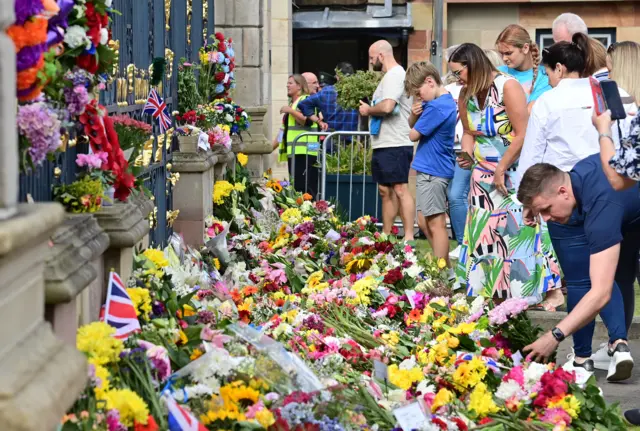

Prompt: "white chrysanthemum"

[524,362,548,389]
[399,356,418,370]
[99,28,109,45]
[416,380,435,395]
[496,379,526,401]
[469,295,485,316]
[64,25,91,49]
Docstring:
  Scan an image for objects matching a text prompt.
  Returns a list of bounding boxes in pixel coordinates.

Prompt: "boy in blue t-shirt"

[405,62,457,266]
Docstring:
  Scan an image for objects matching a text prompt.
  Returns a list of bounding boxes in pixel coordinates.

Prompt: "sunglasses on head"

[608,42,618,54]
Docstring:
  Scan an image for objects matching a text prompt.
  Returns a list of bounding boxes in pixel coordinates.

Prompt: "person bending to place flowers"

[517,156,638,385]
[495,24,551,114]
[447,43,562,304]
[517,33,637,381]
[405,62,457,272]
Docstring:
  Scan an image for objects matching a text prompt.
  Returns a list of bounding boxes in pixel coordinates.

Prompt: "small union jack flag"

[144,88,173,134]
[103,271,141,340]
[164,393,208,431]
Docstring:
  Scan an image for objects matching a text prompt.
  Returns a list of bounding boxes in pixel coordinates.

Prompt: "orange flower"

[303,193,313,201]
[17,56,44,90]
[7,18,48,51]
[408,309,422,322]
[242,285,258,296]
[135,415,159,431]
[296,197,303,205]
[230,289,242,303]
[274,298,285,307]
[273,183,283,193]
[190,349,204,361]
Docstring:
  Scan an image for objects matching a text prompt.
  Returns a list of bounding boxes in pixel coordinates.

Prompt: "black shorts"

[372,146,414,186]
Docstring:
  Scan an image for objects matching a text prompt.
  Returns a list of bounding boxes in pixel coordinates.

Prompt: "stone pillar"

[0,204,88,430]
[172,150,235,246]
[94,197,152,286]
[0,0,16,220]
[44,214,110,346]
[216,0,272,178]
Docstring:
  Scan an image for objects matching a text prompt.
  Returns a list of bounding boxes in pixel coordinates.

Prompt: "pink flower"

[366,379,383,399]
[245,401,266,419]
[200,327,231,348]
[76,152,109,170]
[540,408,572,426]
[137,340,171,382]
[503,366,525,386]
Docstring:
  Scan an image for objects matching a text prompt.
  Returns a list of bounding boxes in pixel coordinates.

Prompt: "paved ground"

[556,338,640,413]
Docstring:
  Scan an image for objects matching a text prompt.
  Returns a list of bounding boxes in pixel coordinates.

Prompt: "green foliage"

[335,69,381,110]
[323,140,372,175]
[177,58,201,113]
[53,177,105,213]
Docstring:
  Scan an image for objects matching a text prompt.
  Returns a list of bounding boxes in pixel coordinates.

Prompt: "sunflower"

[272,183,283,193]
[345,258,373,274]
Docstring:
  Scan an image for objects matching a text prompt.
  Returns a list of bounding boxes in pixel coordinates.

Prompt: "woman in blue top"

[496,24,552,113]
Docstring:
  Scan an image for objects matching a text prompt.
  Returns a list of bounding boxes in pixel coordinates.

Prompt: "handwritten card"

[373,360,389,381]
[405,289,417,309]
[393,402,429,431]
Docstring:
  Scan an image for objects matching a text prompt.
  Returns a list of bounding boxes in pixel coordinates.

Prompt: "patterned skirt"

[454,160,562,299]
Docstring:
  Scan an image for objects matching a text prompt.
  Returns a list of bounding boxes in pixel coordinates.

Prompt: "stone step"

[528,310,640,340]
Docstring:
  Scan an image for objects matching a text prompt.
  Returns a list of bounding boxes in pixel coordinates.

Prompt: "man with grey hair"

[552,13,588,43]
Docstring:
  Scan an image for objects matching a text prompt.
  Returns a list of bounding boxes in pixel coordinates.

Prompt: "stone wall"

[408,0,434,65]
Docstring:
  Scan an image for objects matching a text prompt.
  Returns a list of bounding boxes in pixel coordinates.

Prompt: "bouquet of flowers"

[198,32,236,101]
[210,98,251,136]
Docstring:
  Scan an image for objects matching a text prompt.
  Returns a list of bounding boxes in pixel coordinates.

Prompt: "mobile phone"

[458,151,475,166]
[361,97,370,105]
[601,80,627,120]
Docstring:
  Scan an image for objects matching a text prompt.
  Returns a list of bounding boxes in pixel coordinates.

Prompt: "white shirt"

[371,65,413,149]
[515,78,637,189]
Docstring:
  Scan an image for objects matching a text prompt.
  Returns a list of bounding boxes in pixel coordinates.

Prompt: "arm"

[408,100,423,129]
[298,95,327,130]
[458,96,475,166]
[594,110,638,191]
[498,79,528,172]
[410,105,444,143]
[409,129,421,142]
[364,99,397,116]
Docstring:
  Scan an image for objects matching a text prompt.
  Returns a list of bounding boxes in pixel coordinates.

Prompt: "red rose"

[87,25,101,46]
[77,54,99,74]
[218,42,226,52]
[214,72,225,81]
[134,416,159,431]
[215,32,225,42]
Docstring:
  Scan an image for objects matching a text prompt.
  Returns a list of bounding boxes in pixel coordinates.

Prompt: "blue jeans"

[548,213,630,357]
[447,165,472,244]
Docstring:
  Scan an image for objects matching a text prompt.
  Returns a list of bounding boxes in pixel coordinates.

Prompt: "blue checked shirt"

[298,85,359,132]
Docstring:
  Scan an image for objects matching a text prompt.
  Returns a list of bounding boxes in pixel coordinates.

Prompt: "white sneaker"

[591,343,610,371]
[607,342,634,382]
[563,353,595,386]
[449,245,462,260]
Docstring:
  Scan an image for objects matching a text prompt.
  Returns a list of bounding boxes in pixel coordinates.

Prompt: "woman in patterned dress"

[448,43,562,303]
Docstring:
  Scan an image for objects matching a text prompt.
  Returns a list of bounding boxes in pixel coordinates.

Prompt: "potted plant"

[54,151,113,213]
[335,69,381,131]
[322,140,381,220]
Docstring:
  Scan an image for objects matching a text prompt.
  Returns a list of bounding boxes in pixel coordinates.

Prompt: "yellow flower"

[548,395,581,419]
[213,180,235,204]
[104,389,149,426]
[348,276,376,306]
[213,258,221,270]
[381,330,400,348]
[345,258,373,274]
[280,208,302,224]
[77,322,124,365]
[143,248,168,268]
[432,388,454,412]
[388,364,424,390]
[437,258,447,269]
[126,287,152,318]
[255,409,275,428]
[199,50,209,64]
[176,330,188,345]
[191,349,204,361]
[91,362,111,400]
[220,382,260,407]
[468,382,500,418]
[234,182,246,192]
[453,356,487,389]
[449,321,476,335]
[237,153,249,166]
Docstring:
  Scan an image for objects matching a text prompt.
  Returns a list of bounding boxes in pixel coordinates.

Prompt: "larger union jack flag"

[103,271,141,340]
[164,393,208,431]
[144,88,172,134]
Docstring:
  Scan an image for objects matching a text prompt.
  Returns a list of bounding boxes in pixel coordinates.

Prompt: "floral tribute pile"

[63,161,626,431]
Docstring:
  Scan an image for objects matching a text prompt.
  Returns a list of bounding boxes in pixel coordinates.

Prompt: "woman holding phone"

[447,44,562,303]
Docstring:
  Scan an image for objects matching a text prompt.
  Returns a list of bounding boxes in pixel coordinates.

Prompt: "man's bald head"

[369,40,396,72]
[302,72,319,94]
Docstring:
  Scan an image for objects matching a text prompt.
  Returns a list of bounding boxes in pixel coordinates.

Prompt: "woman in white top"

[518,32,637,382]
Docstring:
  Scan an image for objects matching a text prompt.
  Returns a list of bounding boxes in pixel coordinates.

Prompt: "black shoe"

[573,359,596,372]
[624,409,640,426]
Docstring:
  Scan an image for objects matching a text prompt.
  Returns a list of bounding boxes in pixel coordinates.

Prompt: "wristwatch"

[598,133,613,142]
[551,327,565,342]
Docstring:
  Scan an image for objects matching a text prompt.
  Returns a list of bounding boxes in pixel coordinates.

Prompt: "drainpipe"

[432,0,444,74]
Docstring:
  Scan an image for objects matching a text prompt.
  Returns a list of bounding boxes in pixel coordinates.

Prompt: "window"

[535,28,616,50]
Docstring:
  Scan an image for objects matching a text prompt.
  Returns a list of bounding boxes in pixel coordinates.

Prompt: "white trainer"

[449,245,462,260]
[591,343,610,371]
[607,343,634,382]
[563,353,595,386]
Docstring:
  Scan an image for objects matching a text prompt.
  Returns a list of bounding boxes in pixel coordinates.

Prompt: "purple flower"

[294,221,315,235]
[16,43,44,72]
[106,409,126,431]
[64,67,92,87]
[14,0,44,26]
[152,300,166,316]
[64,85,90,116]
[17,102,61,167]
[196,310,215,325]
[280,180,290,187]
[137,340,172,382]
